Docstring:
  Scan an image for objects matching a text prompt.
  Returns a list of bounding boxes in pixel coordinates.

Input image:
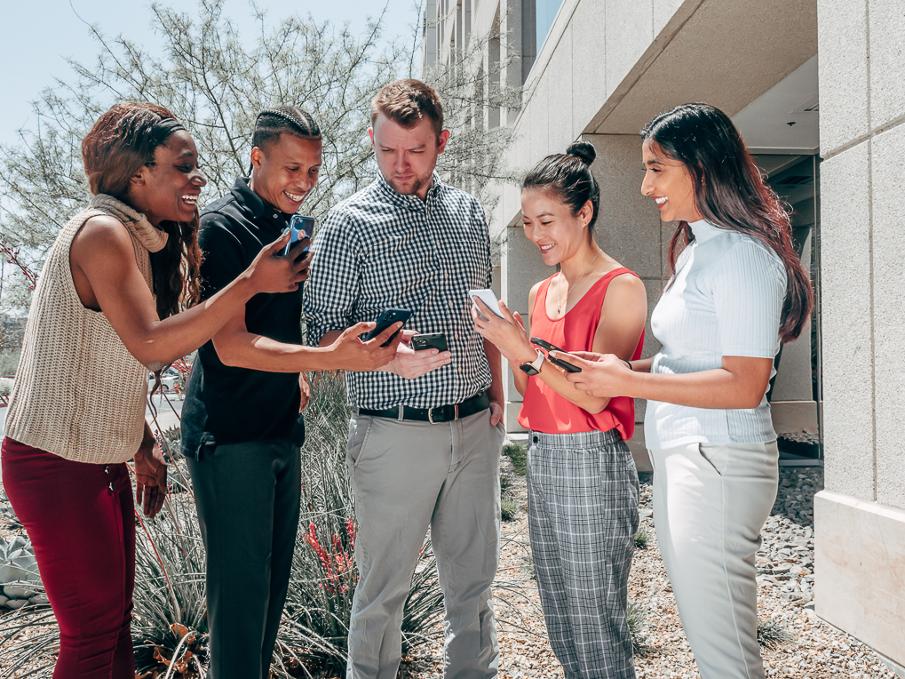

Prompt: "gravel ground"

[409,462,897,679]
[0,462,898,678]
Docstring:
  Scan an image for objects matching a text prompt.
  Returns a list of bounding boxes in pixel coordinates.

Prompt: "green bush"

[627,601,653,657]
[501,442,527,477]
[757,617,793,649]
[0,373,444,677]
[633,528,649,550]
[500,499,518,522]
[275,374,444,674]
[131,470,209,675]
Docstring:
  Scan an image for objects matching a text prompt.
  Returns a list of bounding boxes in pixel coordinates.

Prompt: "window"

[535,0,564,51]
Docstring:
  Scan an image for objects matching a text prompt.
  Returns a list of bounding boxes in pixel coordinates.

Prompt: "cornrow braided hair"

[252,106,322,151]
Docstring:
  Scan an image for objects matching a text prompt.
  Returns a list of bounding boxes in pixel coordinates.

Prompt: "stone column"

[814,0,905,667]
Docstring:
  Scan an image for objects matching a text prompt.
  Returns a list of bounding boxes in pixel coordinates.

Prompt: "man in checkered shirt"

[304,79,505,679]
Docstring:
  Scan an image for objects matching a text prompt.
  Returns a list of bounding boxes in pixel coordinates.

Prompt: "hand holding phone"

[284,215,315,256]
[361,308,414,346]
[530,336,582,373]
[468,289,504,318]
[411,333,448,352]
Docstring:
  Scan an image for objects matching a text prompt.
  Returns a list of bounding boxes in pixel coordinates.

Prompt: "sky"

[0,0,421,147]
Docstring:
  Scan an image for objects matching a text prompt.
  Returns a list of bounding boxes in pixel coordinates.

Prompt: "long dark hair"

[523,140,600,234]
[81,102,201,319]
[641,103,814,343]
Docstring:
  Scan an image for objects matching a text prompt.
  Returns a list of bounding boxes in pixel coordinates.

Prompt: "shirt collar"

[230,176,294,231]
[688,218,725,244]
[375,170,445,211]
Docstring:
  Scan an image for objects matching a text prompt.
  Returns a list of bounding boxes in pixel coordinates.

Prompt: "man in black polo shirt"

[181,107,402,679]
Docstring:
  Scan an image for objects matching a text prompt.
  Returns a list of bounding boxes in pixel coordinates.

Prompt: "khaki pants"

[649,441,779,679]
[345,409,504,679]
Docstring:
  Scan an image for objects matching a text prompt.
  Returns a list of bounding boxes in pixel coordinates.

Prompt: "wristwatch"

[519,349,545,376]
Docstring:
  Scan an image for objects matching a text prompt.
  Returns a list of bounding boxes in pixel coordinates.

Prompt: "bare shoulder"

[71,214,135,268]
[74,214,134,250]
[602,272,647,314]
[608,271,646,296]
[526,279,545,312]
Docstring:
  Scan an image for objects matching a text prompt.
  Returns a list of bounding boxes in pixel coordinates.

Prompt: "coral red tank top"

[518,268,644,438]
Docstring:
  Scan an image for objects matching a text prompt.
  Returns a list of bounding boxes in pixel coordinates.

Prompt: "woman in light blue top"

[556,103,813,679]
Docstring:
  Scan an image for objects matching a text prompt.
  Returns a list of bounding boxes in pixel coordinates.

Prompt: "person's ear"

[368,127,375,148]
[129,164,149,189]
[579,199,594,228]
[436,129,450,154]
[250,146,264,171]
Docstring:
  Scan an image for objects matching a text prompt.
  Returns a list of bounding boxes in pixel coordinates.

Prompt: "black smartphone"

[283,215,315,256]
[360,308,413,346]
[411,332,448,352]
[530,336,582,373]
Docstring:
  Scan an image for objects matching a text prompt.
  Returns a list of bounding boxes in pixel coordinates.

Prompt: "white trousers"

[649,441,778,679]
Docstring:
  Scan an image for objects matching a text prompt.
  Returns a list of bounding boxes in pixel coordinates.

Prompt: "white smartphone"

[468,288,504,317]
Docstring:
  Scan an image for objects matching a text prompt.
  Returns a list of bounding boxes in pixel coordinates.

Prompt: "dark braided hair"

[522,141,600,234]
[252,106,322,150]
[81,103,201,319]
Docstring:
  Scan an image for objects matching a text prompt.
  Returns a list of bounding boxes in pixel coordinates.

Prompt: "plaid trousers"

[527,429,639,679]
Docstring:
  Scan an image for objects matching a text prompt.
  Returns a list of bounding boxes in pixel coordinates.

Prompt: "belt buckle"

[427,402,460,424]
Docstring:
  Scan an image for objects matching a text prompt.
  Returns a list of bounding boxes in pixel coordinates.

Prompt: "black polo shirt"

[181,176,304,457]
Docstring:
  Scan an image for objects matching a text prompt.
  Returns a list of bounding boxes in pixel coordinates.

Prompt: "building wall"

[426,0,905,668]
[814,0,905,665]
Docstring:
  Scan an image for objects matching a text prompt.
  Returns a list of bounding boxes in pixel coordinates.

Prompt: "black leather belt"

[358,391,490,424]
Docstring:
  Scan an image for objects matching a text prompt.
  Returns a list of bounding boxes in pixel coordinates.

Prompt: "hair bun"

[566,140,596,166]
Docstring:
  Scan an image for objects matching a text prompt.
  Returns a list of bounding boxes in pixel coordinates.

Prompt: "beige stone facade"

[424,0,905,669]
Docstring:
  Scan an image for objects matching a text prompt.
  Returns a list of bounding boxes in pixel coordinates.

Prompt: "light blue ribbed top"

[645,219,787,449]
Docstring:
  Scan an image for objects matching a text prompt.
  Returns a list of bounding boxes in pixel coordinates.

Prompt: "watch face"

[519,363,539,376]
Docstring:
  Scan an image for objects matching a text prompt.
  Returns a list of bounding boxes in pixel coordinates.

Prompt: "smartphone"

[283,215,315,256]
[468,289,504,318]
[360,308,413,346]
[530,336,582,373]
[411,332,448,352]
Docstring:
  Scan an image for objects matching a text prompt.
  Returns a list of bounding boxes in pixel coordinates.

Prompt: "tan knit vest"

[6,195,169,464]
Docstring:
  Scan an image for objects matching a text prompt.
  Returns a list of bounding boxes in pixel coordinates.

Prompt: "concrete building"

[423,0,904,670]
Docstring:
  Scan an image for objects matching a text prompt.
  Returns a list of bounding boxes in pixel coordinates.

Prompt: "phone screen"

[468,289,504,317]
[284,215,315,256]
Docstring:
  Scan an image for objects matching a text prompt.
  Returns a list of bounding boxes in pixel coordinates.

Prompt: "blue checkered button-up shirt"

[304,172,493,410]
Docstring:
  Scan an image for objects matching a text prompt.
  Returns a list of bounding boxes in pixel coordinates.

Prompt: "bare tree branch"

[0,0,516,311]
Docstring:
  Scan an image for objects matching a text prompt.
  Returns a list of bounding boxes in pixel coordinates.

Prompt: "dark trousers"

[1,437,136,679]
[186,439,301,679]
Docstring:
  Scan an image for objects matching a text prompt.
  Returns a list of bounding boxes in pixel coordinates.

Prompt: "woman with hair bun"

[560,103,815,679]
[0,102,310,677]
[473,141,647,679]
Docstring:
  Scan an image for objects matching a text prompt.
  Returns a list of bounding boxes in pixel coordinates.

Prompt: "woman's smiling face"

[640,139,702,223]
[131,130,206,225]
[521,186,592,266]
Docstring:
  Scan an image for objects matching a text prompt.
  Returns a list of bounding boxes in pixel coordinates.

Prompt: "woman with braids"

[472,141,647,679]
[0,102,389,677]
[557,103,814,679]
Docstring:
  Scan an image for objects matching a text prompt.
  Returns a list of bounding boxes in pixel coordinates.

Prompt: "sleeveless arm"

[69,215,294,370]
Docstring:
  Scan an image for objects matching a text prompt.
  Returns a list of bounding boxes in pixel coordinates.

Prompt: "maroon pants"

[1,437,136,678]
